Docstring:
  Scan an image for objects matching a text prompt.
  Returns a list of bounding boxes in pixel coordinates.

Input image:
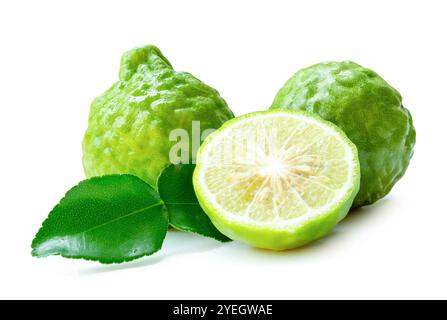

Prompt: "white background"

[1,0,446,300]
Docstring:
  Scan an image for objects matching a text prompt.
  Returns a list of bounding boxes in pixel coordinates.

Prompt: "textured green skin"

[83,45,234,187]
[193,110,361,250]
[271,61,416,207]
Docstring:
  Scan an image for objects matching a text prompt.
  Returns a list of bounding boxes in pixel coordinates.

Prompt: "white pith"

[197,113,356,230]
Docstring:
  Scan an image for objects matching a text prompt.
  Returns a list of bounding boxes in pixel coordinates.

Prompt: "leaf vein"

[78,202,164,235]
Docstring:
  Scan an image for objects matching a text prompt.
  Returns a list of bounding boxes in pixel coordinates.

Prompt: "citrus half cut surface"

[193,110,360,250]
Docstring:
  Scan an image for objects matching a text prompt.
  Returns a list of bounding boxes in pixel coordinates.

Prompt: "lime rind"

[270,61,415,208]
[193,110,360,250]
[82,45,234,188]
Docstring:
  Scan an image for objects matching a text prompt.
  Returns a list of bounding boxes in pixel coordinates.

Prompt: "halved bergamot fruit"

[193,110,360,250]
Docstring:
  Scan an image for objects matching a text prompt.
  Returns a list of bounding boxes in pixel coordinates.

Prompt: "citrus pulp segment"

[193,110,360,250]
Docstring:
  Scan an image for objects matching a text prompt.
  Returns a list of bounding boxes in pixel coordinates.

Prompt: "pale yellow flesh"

[199,114,355,226]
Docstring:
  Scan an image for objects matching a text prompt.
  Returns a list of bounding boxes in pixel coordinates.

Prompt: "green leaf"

[31,175,169,264]
[158,164,231,242]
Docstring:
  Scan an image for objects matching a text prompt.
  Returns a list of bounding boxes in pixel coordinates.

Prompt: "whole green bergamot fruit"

[271,61,415,208]
[83,45,234,187]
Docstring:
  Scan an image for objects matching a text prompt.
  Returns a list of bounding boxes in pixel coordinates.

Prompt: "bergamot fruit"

[193,110,360,250]
[83,45,234,187]
[271,61,416,207]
